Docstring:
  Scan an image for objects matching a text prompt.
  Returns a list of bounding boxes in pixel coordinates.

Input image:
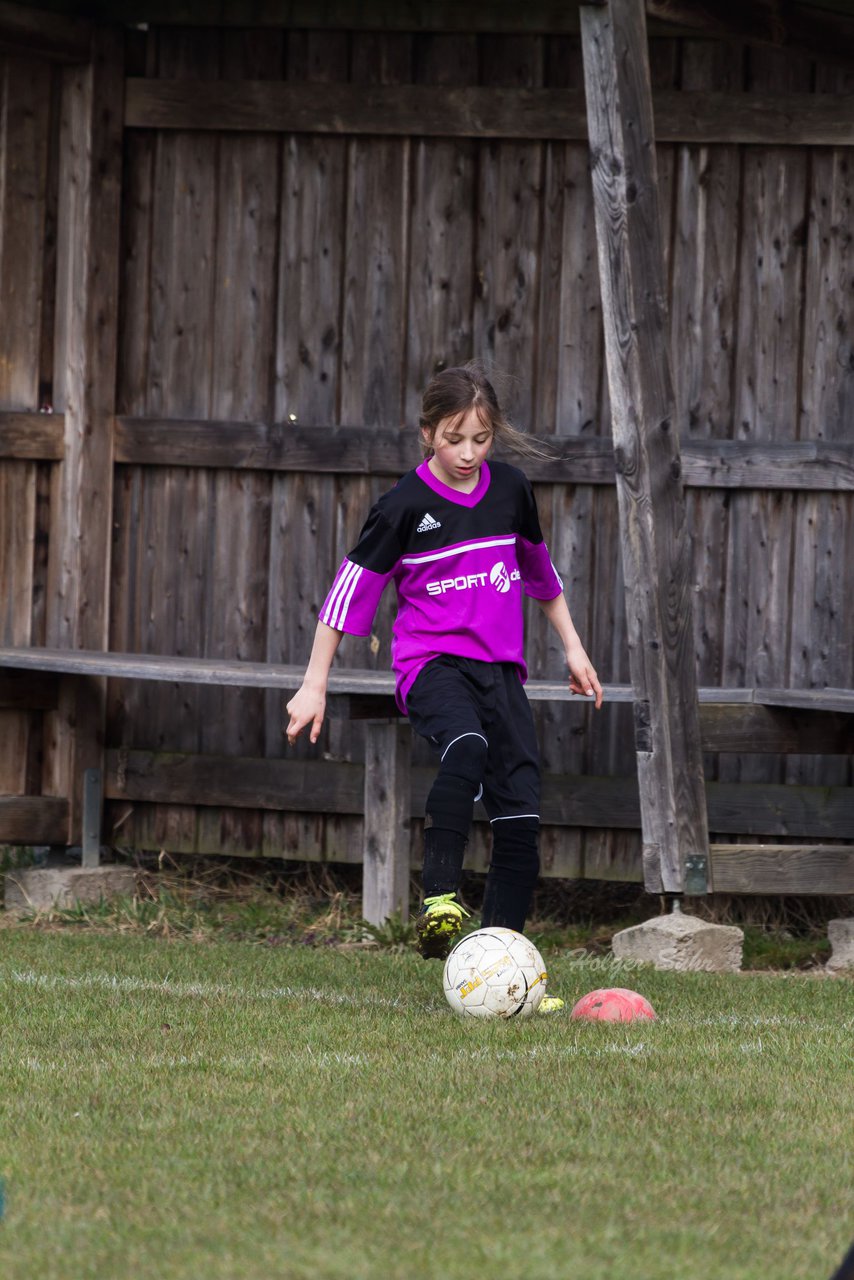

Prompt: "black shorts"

[406,655,540,824]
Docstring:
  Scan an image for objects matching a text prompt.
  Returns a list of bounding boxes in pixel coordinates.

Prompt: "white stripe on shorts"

[440,731,488,763]
[489,813,540,823]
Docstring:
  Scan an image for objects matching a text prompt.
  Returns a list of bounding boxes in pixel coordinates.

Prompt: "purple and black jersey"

[319,458,563,711]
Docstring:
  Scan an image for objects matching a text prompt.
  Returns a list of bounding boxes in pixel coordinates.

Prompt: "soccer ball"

[570,987,657,1022]
[443,927,547,1019]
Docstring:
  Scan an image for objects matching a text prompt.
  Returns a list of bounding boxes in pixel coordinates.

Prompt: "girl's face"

[422,406,493,493]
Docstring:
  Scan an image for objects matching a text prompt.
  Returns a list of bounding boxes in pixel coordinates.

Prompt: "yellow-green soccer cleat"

[537,995,565,1015]
[415,893,470,960]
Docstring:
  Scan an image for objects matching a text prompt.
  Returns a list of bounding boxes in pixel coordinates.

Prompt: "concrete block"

[612,910,744,973]
[3,864,136,916]
[826,919,854,973]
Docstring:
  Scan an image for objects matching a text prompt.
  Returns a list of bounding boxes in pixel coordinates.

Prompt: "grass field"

[0,924,851,1280]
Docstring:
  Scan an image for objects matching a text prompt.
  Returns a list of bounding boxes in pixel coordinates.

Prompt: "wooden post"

[363,721,411,924]
[580,0,710,894]
[43,27,123,848]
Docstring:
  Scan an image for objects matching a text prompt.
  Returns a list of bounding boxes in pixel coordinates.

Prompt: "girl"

[286,365,602,997]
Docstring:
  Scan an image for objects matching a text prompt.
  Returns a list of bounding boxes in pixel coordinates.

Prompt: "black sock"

[481,821,540,932]
[421,826,468,901]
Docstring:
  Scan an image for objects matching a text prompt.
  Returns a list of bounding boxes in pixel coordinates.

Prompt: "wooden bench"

[1,645,852,919]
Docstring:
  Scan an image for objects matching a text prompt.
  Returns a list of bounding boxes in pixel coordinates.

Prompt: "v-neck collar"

[416,458,491,508]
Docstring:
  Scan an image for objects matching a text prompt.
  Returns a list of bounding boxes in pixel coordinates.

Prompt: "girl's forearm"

[302,620,344,689]
[285,622,345,746]
[536,592,582,652]
[536,592,603,707]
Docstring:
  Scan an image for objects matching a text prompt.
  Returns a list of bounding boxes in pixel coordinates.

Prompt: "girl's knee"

[425,733,489,837]
[438,731,488,786]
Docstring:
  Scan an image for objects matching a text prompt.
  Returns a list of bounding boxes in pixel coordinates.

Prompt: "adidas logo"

[416,512,442,533]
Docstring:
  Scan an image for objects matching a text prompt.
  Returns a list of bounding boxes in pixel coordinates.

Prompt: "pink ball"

[570,987,657,1022]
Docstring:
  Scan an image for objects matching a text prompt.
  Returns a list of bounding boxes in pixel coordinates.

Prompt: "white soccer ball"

[442,927,548,1019]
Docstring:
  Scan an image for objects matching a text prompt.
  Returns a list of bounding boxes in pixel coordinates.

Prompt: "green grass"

[0,927,851,1280]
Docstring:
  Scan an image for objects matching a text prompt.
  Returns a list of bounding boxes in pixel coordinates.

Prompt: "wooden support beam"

[580,0,709,895]
[125,81,589,138]
[42,28,123,843]
[6,408,854,490]
[124,79,854,148]
[48,30,124,649]
[362,722,411,925]
[0,411,65,461]
[102,750,854,843]
[112,418,854,490]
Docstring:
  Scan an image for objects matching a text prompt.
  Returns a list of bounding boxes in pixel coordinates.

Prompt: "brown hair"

[418,363,553,460]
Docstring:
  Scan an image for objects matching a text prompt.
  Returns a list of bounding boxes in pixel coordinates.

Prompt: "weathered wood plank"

[0,647,306,688]
[212,30,280,424]
[327,33,412,769]
[46,30,123,652]
[698,704,854,755]
[341,33,411,428]
[98,794,854,893]
[672,43,743,713]
[0,412,64,459]
[2,646,792,704]
[202,29,280,791]
[41,29,123,843]
[0,700,32,793]
[275,33,347,426]
[403,33,477,424]
[6,649,853,742]
[103,748,854,840]
[709,844,854,896]
[37,63,61,413]
[670,41,742,439]
[126,78,854,146]
[677,440,854,490]
[473,36,544,427]
[108,748,364,811]
[267,31,349,757]
[789,60,854,790]
[363,721,411,923]
[115,130,155,415]
[0,795,68,843]
[581,0,709,893]
[0,56,51,408]
[123,29,221,780]
[126,79,587,135]
[113,418,854,488]
[0,459,36,651]
[108,799,608,878]
[755,688,854,716]
[707,782,854,841]
[535,35,601,436]
[0,55,54,795]
[725,48,812,791]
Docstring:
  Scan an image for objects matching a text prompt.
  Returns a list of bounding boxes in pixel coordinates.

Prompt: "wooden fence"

[0,9,852,885]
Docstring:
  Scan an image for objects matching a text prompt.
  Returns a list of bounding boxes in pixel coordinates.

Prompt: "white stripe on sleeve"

[322,560,362,630]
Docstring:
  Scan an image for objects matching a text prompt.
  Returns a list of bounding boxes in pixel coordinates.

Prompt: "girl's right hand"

[285,685,326,746]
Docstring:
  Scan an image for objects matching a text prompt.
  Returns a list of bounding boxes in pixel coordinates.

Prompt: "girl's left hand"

[567,645,603,709]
